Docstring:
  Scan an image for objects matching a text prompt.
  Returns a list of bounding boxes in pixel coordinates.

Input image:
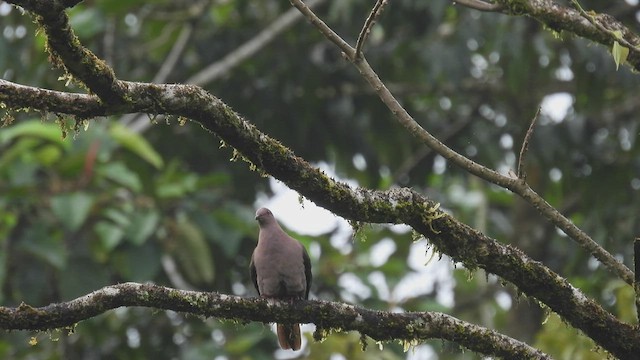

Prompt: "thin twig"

[121,23,195,128]
[188,0,326,86]
[121,0,326,132]
[355,0,389,60]
[517,107,540,180]
[453,0,504,12]
[289,0,354,58]
[153,24,195,84]
[288,0,635,286]
[392,117,472,183]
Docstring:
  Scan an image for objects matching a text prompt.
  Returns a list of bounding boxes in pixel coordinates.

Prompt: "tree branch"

[495,0,640,71]
[288,0,634,287]
[1,74,638,360]
[0,283,550,359]
[5,0,127,104]
[2,1,640,357]
[355,0,389,59]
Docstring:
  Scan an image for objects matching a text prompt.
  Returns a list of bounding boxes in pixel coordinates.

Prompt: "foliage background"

[1,0,639,358]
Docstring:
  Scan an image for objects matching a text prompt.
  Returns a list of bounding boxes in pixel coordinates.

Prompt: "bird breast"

[254,238,306,298]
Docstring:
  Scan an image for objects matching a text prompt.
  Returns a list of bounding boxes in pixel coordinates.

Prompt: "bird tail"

[277,323,301,350]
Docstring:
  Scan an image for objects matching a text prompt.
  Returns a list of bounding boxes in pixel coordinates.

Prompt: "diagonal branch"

[2,1,640,357]
[1,76,639,358]
[186,0,326,86]
[0,282,550,359]
[288,0,634,286]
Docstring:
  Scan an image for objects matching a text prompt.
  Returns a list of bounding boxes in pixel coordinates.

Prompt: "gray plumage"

[250,207,312,351]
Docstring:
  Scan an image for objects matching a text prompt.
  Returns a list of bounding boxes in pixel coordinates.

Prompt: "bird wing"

[302,245,312,299]
[249,253,260,295]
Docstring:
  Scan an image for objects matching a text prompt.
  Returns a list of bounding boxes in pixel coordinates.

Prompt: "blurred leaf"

[125,210,159,245]
[34,144,63,166]
[0,214,14,302]
[112,242,162,281]
[97,162,143,192]
[96,0,150,14]
[50,192,95,232]
[58,258,110,299]
[109,124,164,169]
[19,223,67,270]
[0,138,39,170]
[95,220,125,251]
[0,120,68,147]
[211,1,235,25]
[103,207,133,227]
[534,313,602,360]
[225,330,267,355]
[68,7,105,39]
[156,173,198,198]
[611,279,636,322]
[174,217,215,285]
[3,161,39,187]
[192,205,253,258]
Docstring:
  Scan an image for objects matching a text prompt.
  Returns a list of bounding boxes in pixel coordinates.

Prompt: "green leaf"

[174,217,215,285]
[103,207,132,227]
[97,162,143,192]
[95,221,125,251]
[68,7,105,39]
[612,30,624,40]
[0,138,40,170]
[50,192,95,231]
[0,120,69,147]
[156,173,198,198]
[34,144,63,166]
[125,210,159,245]
[612,40,628,71]
[19,224,67,270]
[109,123,164,169]
[192,211,241,258]
[111,242,162,281]
[58,258,110,299]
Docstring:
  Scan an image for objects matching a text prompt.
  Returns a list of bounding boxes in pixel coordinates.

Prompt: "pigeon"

[250,207,312,351]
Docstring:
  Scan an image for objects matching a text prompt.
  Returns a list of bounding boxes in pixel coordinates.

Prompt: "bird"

[250,207,312,351]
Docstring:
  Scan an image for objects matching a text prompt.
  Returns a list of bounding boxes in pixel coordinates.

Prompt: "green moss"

[2,110,15,126]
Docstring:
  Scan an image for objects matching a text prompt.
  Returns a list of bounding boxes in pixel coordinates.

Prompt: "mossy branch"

[0,282,550,359]
[6,0,126,104]
[1,70,639,360]
[2,0,640,358]
[495,0,640,70]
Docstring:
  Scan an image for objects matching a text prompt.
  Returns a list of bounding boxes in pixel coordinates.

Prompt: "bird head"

[255,207,274,226]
